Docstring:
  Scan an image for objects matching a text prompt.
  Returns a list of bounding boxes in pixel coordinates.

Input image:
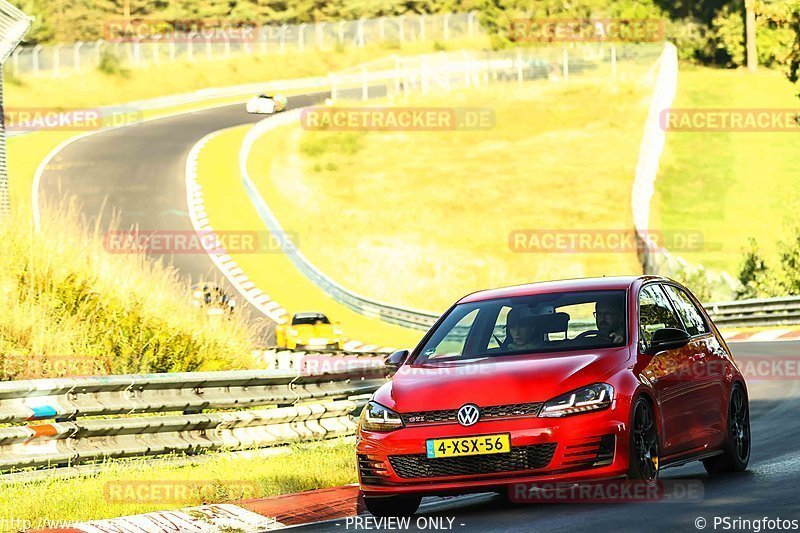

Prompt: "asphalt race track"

[37,90,372,340]
[35,90,800,532]
[295,341,800,533]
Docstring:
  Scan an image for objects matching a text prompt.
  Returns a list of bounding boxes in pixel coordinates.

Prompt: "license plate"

[309,338,328,345]
[426,433,511,459]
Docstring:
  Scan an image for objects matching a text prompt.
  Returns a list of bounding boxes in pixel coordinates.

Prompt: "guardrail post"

[399,16,405,43]
[187,34,194,61]
[420,14,426,42]
[53,44,62,77]
[516,48,523,84]
[316,22,325,48]
[169,40,176,62]
[379,17,385,41]
[394,55,401,96]
[205,39,212,60]
[133,39,142,66]
[337,20,345,45]
[94,40,103,67]
[329,73,337,101]
[468,12,477,37]
[280,24,287,53]
[358,18,365,47]
[562,46,569,81]
[224,38,230,58]
[73,42,83,72]
[298,23,307,51]
[443,13,451,42]
[32,44,41,74]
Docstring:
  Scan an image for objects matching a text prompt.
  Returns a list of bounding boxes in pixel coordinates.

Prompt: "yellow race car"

[275,312,345,351]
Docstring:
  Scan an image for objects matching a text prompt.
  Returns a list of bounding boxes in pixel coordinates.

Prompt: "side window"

[638,285,682,346]
[663,285,709,336]
[487,306,511,349]
[426,309,479,359]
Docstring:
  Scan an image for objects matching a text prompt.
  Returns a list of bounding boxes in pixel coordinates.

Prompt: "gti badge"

[457,404,480,427]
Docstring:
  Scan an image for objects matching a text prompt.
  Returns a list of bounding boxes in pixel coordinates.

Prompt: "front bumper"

[357,408,630,496]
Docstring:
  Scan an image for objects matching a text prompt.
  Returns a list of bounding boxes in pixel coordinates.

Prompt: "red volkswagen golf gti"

[356,276,750,516]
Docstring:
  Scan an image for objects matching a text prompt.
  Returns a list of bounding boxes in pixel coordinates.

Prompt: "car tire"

[628,397,660,483]
[703,384,750,474]
[362,494,421,517]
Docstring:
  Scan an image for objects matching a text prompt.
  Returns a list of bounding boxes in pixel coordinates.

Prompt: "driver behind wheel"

[504,307,543,351]
[594,296,625,344]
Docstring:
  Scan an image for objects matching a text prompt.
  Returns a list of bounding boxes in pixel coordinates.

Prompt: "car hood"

[374,348,630,411]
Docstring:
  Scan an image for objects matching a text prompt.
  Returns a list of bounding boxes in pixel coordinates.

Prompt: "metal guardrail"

[705,296,800,328]
[0,364,388,474]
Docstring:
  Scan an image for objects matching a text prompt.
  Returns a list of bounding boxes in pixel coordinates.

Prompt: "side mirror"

[646,328,691,355]
[386,349,410,371]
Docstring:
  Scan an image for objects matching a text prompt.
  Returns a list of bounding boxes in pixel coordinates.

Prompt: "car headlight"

[359,401,404,432]
[540,383,614,418]
[288,328,298,336]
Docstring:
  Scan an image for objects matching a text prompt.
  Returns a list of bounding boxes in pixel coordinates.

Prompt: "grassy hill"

[246,79,653,311]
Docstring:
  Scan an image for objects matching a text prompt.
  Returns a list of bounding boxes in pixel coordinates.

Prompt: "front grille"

[560,435,616,469]
[358,454,390,486]
[400,402,543,425]
[389,443,556,479]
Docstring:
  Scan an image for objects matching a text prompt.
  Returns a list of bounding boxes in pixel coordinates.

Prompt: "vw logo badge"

[457,404,480,427]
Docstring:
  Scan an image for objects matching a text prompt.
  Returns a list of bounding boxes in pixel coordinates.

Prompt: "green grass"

[248,80,653,312]
[195,126,424,349]
[4,38,488,109]
[0,438,356,527]
[652,66,800,277]
[0,201,257,378]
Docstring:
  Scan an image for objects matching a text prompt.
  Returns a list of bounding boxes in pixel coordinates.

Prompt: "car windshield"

[412,290,627,364]
[292,314,331,325]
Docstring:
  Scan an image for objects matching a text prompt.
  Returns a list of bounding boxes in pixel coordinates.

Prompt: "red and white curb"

[187,127,403,354]
[722,328,800,343]
[186,130,289,325]
[35,486,363,533]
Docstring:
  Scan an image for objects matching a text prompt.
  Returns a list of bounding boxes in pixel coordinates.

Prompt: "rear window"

[413,290,627,364]
[292,314,330,325]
